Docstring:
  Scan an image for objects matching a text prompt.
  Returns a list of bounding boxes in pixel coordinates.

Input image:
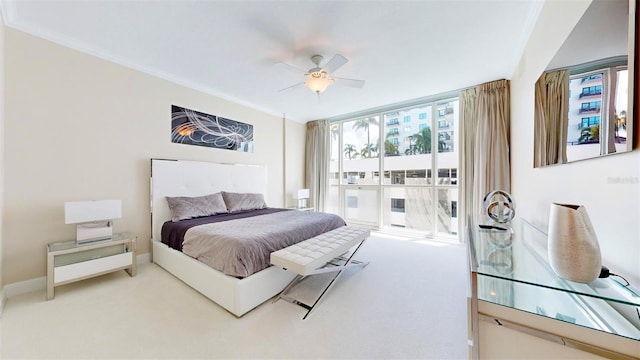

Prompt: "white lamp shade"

[65,200,122,224]
[297,189,310,200]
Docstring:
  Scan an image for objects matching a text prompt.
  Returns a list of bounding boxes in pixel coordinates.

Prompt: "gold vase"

[547,203,601,283]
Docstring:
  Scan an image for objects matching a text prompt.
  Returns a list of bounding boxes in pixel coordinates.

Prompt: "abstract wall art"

[171,105,254,153]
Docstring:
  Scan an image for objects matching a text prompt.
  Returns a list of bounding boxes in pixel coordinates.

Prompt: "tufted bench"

[270,226,370,319]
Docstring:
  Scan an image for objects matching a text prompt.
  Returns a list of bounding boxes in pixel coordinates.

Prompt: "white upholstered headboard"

[150,159,267,243]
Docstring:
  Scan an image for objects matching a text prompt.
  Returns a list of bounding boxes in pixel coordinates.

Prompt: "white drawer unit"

[47,233,136,300]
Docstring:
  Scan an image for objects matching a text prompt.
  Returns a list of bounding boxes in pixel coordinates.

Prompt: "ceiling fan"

[277,54,365,94]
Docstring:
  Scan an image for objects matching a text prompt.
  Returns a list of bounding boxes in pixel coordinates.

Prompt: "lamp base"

[76,221,113,244]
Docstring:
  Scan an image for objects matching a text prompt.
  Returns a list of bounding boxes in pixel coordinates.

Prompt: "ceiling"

[1,0,543,123]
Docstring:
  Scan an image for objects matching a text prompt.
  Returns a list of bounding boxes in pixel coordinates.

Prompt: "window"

[330,99,459,239]
[582,74,602,83]
[438,168,450,184]
[451,201,458,218]
[391,171,405,184]
[580,101,601,113]
[580,116,601,128]
[406,169,426,178]
[345,171,359,184]
[581,85,602,97]
[437,107,453,117]
[391,198,405,213]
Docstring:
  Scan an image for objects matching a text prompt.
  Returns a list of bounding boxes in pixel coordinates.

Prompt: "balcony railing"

[578,107,600,114]
[580,75,602,84]
[579,91,602,99]
[437,107,454,117]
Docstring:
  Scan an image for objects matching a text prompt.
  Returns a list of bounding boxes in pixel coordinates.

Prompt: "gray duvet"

[181,210,345,278]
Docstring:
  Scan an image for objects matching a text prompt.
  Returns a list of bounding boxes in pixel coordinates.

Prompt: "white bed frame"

[150,158,295,317]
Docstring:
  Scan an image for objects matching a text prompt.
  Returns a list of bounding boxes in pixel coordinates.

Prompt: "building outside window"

[580,85,602,98]
[328,98,459,240]
[566,67,627,163]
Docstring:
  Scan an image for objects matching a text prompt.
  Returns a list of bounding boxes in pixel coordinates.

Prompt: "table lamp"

[297,189,310,209]
[64,200,121,243]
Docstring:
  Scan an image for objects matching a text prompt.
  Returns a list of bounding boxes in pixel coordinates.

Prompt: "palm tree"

[353,117,379,158]
[360,143,378,158]
[404,145,418,155]
[384,140,399,156]
[344,144,357,159]
[412,127,433,154]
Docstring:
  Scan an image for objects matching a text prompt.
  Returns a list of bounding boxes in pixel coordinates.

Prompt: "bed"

[150,158,344,317]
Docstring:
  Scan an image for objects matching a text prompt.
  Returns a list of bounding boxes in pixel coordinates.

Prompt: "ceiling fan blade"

[323,54,348,73]
[334,77,365,88]
[274,61,306,74]
[278,82,304,92]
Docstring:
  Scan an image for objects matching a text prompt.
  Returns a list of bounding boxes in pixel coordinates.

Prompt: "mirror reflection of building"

[533,0,635,167]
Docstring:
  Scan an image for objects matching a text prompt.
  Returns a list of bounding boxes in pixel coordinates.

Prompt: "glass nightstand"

[47,232,137,300]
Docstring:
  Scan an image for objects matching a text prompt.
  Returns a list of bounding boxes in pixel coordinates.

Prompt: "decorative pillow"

[221,191,267,213]
[166,192,228,222]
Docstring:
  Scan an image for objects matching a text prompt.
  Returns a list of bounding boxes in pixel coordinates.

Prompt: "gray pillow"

[166,192,228,222]
[221,191,267,212]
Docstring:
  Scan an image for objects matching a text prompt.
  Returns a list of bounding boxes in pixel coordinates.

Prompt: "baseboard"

[3,276,46,298]
[1,253,151,302]
[137,252,151,265]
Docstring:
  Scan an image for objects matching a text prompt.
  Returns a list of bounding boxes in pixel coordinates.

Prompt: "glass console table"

[467,216,640,359]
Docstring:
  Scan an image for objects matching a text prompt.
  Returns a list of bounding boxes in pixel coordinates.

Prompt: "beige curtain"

[459,88,478,232]
[534,70,569,167]
[460,79,512,224]
[305,120,330,211]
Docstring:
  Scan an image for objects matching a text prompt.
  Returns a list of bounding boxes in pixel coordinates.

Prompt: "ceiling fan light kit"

[305,71,334,94]
[278,54,364,95]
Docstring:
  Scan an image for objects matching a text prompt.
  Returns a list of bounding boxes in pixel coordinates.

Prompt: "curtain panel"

[460,79,512,225]
[305,119,330,211]
[534,70,569,167]
[459,88,478,232]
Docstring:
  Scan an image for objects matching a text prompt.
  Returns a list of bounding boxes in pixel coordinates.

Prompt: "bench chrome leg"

[275,237,369,320]
[273,274,304,304]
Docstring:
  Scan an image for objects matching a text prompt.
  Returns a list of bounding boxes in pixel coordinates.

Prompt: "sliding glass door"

[328,98,459,240]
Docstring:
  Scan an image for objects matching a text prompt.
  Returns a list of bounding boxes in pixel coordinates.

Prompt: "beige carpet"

[1,234,468,359]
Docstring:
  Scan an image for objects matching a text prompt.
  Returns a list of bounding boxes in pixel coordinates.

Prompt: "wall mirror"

[534,0,636,167]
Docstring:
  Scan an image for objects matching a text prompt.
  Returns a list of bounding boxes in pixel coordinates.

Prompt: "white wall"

[0,9,5,297]
[511,0,639,284]
[3,28,305,285]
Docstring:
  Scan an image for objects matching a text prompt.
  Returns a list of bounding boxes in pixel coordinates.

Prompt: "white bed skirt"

[152,240,296,317]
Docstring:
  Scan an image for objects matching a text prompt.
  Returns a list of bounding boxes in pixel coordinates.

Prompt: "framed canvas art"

[171,105,254,153]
